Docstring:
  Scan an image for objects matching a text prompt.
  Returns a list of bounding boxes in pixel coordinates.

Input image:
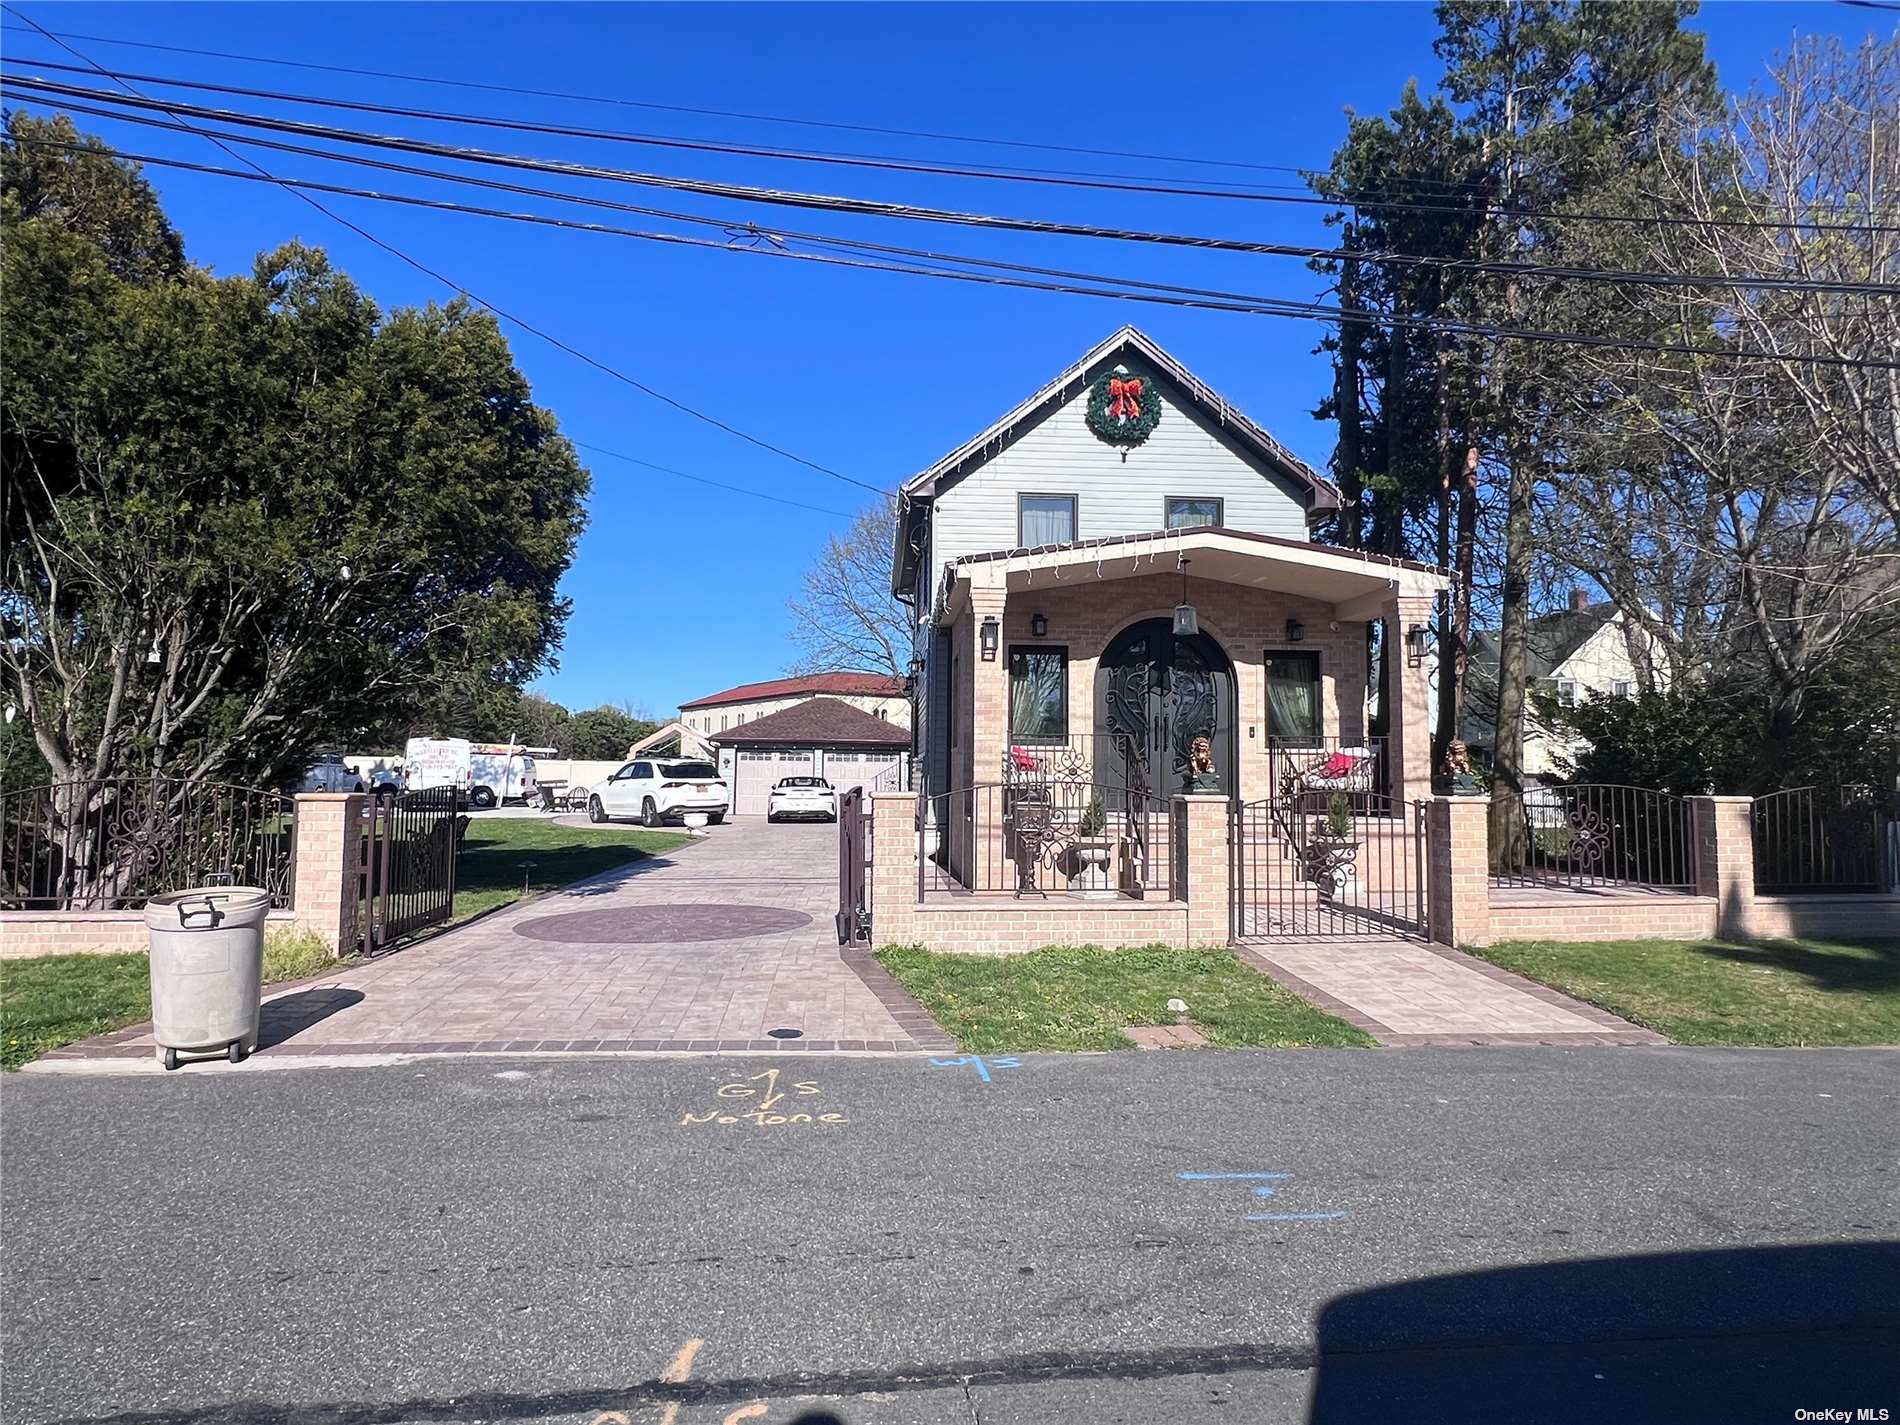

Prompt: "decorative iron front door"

[1095,618,1236,797]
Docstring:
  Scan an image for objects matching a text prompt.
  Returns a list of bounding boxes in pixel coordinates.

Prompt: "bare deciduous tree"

[786,497,910,680]
[1551,36,1900,772]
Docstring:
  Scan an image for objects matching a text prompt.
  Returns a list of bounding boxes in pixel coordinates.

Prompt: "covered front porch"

[919,527,1448,902]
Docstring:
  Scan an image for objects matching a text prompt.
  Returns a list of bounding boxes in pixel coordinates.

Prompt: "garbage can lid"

[143,886,272,929]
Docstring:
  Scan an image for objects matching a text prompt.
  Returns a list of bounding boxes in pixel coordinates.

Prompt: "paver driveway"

[55,816,951,1065]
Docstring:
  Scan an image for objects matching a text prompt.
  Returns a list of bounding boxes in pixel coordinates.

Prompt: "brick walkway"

[1238,937,1664,1046]
[46,817,953,1067]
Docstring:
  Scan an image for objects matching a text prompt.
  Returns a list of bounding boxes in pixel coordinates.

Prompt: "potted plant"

[1068,792,1116,895]
[1302,792,1362,900]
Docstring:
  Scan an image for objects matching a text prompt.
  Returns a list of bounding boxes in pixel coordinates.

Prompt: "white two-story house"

[891,327,1449,845]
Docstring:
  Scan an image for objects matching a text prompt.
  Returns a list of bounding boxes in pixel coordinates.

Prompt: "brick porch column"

[968,580,1010,787]
[1383,592,1437,806]
[870,790,919,947]
[1173,794,1233,945]
[1426,794,1491,948]
[291,792,365,954]
[1689,795,1754,934]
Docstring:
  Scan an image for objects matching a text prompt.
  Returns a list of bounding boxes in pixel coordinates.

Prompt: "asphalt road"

[3,1048,1897,1425]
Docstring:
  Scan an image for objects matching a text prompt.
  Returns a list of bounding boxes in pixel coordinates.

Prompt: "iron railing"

[0,778,296,910]
[1267,736,1390,806]
[1490,783,1695,891]
[359,787,464,952]
[1233,793,1427,940]
[836,786,872,941]
[919,777,1172,898]
[1753,787,1895,894]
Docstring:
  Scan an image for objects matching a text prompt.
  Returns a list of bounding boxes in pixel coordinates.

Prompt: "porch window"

[1165,496,1223,530]
[1264,651,1321,745]
[1018,494,1076,547]
[1008,645,1068,743]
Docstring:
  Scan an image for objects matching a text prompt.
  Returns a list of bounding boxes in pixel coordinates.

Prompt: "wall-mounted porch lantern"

[1406,623,1431,668]
[1284,618,1305,643]
[980,615,1000,661]
[1030,611,1049,638]
[1173,557,1198,636]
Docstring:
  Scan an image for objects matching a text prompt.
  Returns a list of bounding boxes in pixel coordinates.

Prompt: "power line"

[2,23,1497,197]
[22,105,1896,319]
[11,58,1899,236]
[573,443,853,518]
[20,135,1897,372]
[0,10,889,498]
[14,75,1900,301]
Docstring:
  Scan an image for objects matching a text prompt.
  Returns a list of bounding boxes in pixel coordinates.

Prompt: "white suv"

[589,758,729,827]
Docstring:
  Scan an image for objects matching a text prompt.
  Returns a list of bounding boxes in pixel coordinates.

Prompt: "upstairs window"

[1019,494,1076,547]
[1008,646,1069,743]
[1166,496,1223,530]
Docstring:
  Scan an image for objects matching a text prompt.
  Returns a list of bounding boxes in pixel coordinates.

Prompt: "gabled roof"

[627,721,714,759]
[708,697,910,748]
[897,325,1339,510]
[680,671,905,711]
[1468,602,1619,683]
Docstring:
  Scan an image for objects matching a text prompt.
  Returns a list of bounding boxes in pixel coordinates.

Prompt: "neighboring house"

[892,325,1448,825]
[708,698,910,815]
[678,672,909,737]
[1460,593,1659,781]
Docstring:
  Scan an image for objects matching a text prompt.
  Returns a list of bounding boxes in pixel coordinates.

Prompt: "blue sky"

[3,2,1884,718]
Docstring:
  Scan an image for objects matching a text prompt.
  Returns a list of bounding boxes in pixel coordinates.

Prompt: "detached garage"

[711,698,911,817]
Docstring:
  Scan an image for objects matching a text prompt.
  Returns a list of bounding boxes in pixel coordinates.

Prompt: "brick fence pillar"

[871,791,919,947]
[1383,592,1438,806]
[1690,794,1755,934]
[1426,794,1492,948]
[1173,794,1233,945]
[291,792,365,954]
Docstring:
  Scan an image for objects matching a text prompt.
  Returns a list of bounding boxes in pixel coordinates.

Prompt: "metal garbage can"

[144,887,271,1070]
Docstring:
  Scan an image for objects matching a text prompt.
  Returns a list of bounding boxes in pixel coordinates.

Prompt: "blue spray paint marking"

[1179,1171,1348,1224]
[928,1055,1021,1083]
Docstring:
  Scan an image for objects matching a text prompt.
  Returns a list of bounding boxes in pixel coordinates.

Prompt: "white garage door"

[820,751,905,797]
[735,749,816,816]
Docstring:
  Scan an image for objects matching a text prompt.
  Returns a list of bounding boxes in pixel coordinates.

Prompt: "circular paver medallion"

[513,904,812,944]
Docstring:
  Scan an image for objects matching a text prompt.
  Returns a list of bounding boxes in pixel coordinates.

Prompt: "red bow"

[1108,376,1143,421]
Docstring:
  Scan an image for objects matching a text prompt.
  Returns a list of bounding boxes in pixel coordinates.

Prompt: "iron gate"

[836,786,871,942]
[360,787,465,953]
[1233,793,1427,941]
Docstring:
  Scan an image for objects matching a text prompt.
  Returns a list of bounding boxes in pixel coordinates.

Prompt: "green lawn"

[452,815,691,921]
[876,942,1375,1052]
[1471,936,1900,1046]
[0,928,351,1071]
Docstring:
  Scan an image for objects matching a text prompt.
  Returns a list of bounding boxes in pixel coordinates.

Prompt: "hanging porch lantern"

[1172,557,1198,637]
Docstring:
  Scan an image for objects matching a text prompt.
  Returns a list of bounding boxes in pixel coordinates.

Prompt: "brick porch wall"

[1485,895,1721,943]
[962,568,1372,803]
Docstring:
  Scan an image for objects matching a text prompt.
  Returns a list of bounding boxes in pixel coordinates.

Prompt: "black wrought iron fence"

[0,778,296,910]
[918,778,1172,898]
[359,786,464,952]
[1490,783,1694,891]
[1753,787,1894,894]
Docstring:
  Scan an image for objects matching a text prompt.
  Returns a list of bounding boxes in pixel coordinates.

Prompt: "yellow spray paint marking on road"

[720,1404,768,1424]
[682,1068,847,1129]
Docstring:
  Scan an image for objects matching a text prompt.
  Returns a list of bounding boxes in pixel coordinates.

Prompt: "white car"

[767,776,838,823]
[589,757,729,827]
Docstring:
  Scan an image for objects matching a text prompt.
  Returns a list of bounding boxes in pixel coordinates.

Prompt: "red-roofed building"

[678,672,909,738]
[680,672,911,815]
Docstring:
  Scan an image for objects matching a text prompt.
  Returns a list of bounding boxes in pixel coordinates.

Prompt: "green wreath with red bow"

[1085,368,1162,447]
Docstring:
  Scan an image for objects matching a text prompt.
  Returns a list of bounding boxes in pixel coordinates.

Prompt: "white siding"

[926,361,1311,596]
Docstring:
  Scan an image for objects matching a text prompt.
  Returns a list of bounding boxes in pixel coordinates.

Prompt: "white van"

[403,738,551,809]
